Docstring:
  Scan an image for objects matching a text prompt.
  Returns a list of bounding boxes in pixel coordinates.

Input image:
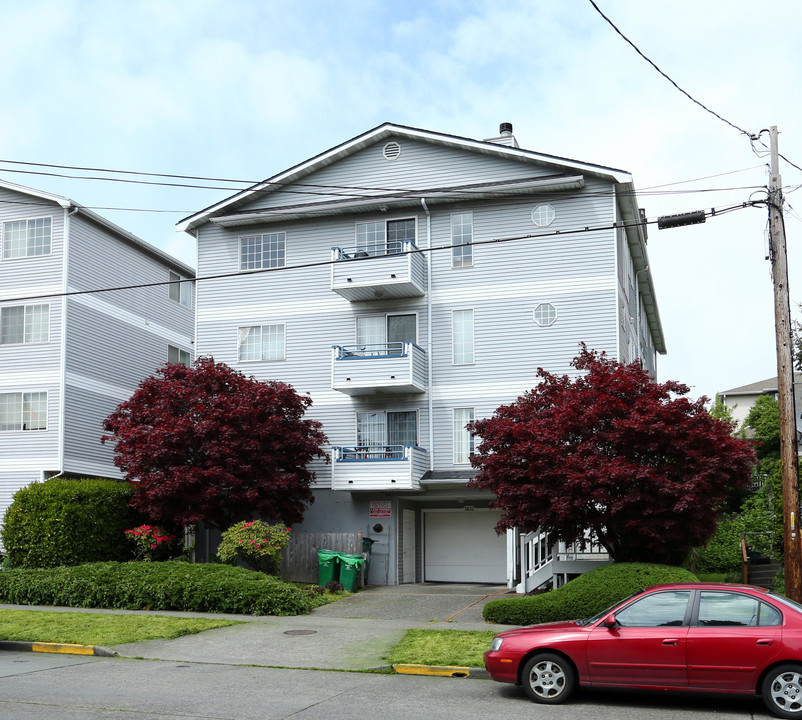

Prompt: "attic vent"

[383,142,402,161]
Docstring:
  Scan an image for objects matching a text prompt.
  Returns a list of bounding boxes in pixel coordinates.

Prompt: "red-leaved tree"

[102,358,327,531]
[469,346,756,565]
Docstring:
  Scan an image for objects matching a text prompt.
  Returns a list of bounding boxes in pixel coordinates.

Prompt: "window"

[453,408,475,464]
[238,324,285,362]
[451,212,473,267]
[531,204,556,227]
[452,309,474,364]
[354,313,416,355]
[697,591,781,627]
[0,391,47,431]
[615,591,691,627]
[240,232,286,270]
[356,218,415,256]
[2,217,51,259]
[168,271,192,307]
[1,304,49,345]
[533,303,557,327]
[357,411,418,454]
[168,345,191,366]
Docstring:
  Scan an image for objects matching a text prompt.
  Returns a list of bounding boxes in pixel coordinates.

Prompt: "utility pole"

[768,125,801,602]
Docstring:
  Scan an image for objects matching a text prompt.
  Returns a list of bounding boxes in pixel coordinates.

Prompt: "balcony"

[331,445,428,491]
[332,342,427,395]
[330,241,427,301]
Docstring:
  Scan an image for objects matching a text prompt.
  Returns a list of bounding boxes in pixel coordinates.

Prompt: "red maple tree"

[102,358,327,531]
[469,347,756,564]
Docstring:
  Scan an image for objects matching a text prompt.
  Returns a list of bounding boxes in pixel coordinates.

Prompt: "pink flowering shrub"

[217,520,291,575]
[125,525,178,562]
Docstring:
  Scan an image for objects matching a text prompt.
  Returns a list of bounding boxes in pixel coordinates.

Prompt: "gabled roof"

[0,177,195,277]
[176,121,664,353]
[720,374,802,396]
[177,122,634,233]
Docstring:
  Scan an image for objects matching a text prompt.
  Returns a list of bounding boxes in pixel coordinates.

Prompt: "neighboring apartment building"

[0,179,195,527]
[720,374,802,443]
[178,122,665,586]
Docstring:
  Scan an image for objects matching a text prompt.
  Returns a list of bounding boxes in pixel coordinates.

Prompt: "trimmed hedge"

[1,478,141,569]
[484,563,699,625]
[0,562,312,616]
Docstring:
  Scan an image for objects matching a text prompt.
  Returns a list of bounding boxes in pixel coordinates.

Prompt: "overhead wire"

[0,200,762,306]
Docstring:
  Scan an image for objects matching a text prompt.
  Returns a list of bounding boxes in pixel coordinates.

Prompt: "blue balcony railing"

[332,239,417,260]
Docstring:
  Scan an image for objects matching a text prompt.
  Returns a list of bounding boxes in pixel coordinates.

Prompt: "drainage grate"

[283,630,317,636]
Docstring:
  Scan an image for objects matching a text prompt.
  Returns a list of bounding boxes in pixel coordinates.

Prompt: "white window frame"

[1,217,52,260]
[0,303,50,345]
[356,409,419,449]
[239,232,286,271]
[168,271,192,308]
[451,211,473,268]
[452,308,475,365]
[531,204,556,227]
[355,217,416,255]
[533,302,558,327]
[237,323,286,362]
[167,345,192,366]
[0,391,48,432]
[453,407,475,464]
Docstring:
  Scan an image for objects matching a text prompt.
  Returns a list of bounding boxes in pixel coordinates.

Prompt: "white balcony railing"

[518,529,610,593]
[332,342,427,395]
[331,444,428,491]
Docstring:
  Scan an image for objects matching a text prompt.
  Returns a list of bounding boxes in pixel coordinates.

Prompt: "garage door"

[423,509,507,583]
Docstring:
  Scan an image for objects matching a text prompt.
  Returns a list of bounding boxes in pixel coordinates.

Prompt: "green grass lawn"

[0,609,242,647]
[386,629,498,668]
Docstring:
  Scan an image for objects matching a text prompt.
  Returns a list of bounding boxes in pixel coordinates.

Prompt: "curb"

[392,664,488,679]
[0,640,117,657]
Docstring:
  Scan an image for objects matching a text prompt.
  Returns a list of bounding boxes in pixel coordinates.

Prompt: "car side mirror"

[602,613,618,628]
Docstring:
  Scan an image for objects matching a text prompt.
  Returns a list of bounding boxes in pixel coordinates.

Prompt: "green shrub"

[0,561,312,616]
[1,478,142,569]
[483,563,699,625]
[217,520,290,574]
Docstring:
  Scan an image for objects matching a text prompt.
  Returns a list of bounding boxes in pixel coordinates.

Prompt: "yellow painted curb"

[32,642,96,655]
[392,664,471,677]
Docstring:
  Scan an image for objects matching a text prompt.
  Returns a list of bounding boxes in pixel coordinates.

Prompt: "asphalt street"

[0,652,771,720]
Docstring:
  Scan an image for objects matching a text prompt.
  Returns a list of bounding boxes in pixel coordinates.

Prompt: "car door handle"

[757,639,774,646]
[662,639,679,646]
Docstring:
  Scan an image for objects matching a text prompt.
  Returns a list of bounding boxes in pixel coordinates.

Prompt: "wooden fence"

[280,531,364,584]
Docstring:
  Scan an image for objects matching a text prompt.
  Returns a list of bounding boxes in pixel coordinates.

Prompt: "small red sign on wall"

[370,501,392,518]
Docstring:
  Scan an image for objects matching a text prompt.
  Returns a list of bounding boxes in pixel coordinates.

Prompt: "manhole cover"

[284,630,317,636]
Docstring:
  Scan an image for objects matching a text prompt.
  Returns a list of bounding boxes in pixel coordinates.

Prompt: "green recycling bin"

[317,549,341,587]
[338,553,365,592]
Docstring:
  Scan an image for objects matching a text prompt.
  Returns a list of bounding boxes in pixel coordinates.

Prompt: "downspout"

[58,205,79,476]
[421,199,433,470]
[635,265,649,365]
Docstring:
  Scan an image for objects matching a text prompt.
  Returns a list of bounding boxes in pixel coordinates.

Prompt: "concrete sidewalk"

[107,583,516,672]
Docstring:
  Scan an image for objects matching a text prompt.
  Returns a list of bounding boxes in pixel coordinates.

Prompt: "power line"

[0,202,760,306]
[586,0,753,138]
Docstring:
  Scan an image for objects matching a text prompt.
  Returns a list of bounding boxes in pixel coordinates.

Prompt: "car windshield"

[576,591,643,626]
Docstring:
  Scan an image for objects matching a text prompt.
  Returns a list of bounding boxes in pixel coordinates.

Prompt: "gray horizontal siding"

[237,136,573,213]
[62,384,122,477]
[195,151,636,489]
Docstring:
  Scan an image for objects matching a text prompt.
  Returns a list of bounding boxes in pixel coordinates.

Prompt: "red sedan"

[484,582,802,718]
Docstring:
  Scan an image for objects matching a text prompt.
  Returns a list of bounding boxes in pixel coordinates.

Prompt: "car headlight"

[490,637,504,652]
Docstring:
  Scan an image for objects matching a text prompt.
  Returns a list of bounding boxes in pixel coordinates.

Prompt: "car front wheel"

[521,653,576,704]
[762,664,802,718]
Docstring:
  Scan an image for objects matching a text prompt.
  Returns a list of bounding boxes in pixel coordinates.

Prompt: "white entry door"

[423,509,507,583]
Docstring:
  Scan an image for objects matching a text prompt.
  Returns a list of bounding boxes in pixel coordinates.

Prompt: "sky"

[1,0,800,401]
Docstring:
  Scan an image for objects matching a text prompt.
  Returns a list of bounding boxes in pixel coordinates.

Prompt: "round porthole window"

[383,142,401,161]
[532,204,556,227]
[533,303,557,326]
